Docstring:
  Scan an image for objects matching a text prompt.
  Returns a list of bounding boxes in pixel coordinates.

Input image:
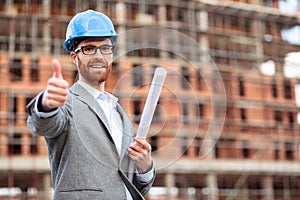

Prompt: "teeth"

[91,65,105,68]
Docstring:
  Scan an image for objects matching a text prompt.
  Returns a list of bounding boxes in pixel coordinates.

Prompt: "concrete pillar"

[158,4,167,23]
[96,1,104,12]
[198,10,208,32]
[165,172,175,200]
[42,0,50,18]
[263,176,274,200]
[42,0,51,55]
[31,15,38,59]
[8,16,15,60]
[5,0,12,14]
[115,2,127,60]
[283,177,291,200]
[252,19,264,71]
[197,10,210,65]
[241,185,250,200]
[116,24,126,59]
[206,173,218,200]
[41,173,52,200]
[158,4,168,59]
[116,2,126,24]
[201,137,216,159]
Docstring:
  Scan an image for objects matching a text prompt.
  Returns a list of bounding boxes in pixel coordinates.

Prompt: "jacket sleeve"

[26,94,70,138]
[133,167,156,196]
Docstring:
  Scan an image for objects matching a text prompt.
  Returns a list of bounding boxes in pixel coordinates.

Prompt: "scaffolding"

[0,0,300,199]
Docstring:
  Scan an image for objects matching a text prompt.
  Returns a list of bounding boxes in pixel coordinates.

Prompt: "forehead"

[79,37,112,46]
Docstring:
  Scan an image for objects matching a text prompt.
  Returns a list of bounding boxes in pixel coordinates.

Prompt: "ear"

[70,52,77,64]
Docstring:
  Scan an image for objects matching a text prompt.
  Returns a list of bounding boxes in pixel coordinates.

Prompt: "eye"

[83,46,96,53]
[101,45,110,51]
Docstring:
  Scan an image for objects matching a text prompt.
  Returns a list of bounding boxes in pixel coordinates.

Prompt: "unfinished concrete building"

[0,0,300,199]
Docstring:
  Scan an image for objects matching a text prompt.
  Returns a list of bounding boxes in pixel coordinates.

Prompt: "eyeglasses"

[74,45,115,55]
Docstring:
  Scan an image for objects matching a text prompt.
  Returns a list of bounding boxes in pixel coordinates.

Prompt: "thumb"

[52,59,63,79]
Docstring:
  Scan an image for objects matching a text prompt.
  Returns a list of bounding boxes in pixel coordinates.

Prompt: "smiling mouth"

[89,65,106,69]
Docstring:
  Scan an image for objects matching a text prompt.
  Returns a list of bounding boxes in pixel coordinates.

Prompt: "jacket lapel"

[70,83,134,171]
[116,104,134,161]
[70,83,134,157]
[69,83,113,138]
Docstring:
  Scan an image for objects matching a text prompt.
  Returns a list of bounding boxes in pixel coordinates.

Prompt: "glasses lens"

[80,45,114,55]
[82,46,96,55]
[100,45,114,55]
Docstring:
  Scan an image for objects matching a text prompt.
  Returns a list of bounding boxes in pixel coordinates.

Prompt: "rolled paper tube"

[136,67,167,138]
[128,67,167,182]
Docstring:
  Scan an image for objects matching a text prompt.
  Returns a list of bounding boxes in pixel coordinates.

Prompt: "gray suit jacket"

[26,83,155,200]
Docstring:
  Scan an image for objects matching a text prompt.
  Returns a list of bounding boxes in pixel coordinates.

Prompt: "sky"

[279,0,300,45]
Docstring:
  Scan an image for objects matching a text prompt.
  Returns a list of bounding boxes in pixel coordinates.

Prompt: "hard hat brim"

[64,35,118,52]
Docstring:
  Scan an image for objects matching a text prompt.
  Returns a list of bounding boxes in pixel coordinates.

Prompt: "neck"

[78,79,105,92]
[96,82,105,92]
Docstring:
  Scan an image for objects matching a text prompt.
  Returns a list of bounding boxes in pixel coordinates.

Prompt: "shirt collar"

[77,81,118,107]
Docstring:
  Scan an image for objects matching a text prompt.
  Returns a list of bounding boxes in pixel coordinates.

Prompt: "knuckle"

[48,77,55,84]
[63,90,69,96]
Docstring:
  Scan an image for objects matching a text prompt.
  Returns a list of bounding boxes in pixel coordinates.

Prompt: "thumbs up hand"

[41,59,69,112]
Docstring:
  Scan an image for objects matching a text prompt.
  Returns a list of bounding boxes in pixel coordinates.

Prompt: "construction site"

[0,0,300,199]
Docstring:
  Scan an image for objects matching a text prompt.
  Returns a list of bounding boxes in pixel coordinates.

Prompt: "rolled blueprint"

[128,67,167,182]
[136,67,167,138]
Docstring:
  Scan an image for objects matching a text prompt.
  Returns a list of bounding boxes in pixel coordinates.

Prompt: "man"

[26,10,155,200]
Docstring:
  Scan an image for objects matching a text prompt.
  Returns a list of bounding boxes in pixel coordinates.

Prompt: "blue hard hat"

[63,10,118,52]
